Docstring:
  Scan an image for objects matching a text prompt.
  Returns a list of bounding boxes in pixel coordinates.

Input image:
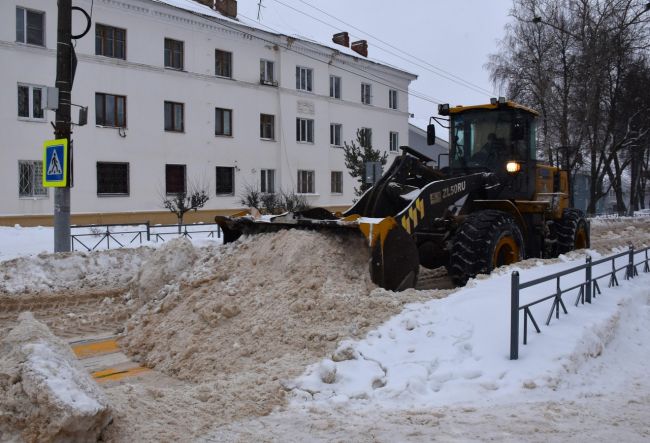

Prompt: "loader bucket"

[358,217,420,291]
[215,212,420,291]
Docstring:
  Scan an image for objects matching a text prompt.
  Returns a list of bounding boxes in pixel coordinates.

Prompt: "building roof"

[151,0,417,79]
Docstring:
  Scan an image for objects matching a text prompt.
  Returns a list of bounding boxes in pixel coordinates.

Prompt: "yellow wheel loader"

[216,99,590,291]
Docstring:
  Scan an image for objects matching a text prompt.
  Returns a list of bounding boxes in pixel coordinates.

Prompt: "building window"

[297,170,315,194]
[165,164,186,194]
[390,131,399,152]
[330,123,342,147]
[330,75,341,99]
[260,114,275,140]
[261,169,275,193]
[18,160,47,198]
[215,49,232,78]
[296,118,314,143]
[360,127,372,148]
[216,166,234,195]
[361,83,372,105]
[95,24,126,59]
[164,38,183,70]
[296,66,313,92]
[389,89,398,110]
[95,93,126,128]
[17,84,44,120]
[16,7,45,46]
[215,108,233,136]
[96,162,129,195]
[331,171,343,194]
[164,101,184,132]
[260,59,275,84]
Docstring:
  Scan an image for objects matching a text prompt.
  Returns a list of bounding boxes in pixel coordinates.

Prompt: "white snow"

[0,224,222,263]
[25,342,103,413]
[292,250,650,410]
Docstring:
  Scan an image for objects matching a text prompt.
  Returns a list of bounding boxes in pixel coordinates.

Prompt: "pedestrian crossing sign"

[43,139,68,187]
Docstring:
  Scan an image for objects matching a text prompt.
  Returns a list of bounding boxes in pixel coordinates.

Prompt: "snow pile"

[0,247,154,294]
[290,254,650,409]
[130,237,198,305]
[0,313,112,442]
[121,229,440,418]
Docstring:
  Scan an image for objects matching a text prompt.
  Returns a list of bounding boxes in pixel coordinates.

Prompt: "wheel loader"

[215,98,590,291]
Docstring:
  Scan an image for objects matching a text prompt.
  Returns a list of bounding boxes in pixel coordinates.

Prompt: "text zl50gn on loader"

[215,99,590,291]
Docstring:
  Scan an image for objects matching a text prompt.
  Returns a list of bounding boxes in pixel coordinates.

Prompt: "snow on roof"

[150,0,417,79]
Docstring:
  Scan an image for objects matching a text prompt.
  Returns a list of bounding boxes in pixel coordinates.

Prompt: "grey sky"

[237,0,514,134]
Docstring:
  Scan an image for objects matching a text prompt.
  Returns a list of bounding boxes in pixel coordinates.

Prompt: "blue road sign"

[43,139,68,187]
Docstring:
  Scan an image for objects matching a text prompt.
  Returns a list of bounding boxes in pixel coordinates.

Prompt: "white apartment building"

[1,0,416,225]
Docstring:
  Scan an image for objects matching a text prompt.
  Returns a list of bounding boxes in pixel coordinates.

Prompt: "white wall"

[0,0,415,217]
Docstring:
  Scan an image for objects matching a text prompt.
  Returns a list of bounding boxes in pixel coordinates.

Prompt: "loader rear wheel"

[448,210,524,286]
[556,209,589,254]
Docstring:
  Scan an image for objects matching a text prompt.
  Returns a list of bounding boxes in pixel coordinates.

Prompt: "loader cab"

[439,100,538,200]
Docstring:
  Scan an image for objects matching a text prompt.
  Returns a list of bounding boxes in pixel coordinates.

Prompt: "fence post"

[106,225,110,249]
[510,271,520,360]
[626,245,634,280]
[146,221,150,242]
[585,256,592,304]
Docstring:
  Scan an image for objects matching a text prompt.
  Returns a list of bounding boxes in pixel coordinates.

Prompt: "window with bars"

[164,38,183,70]
[260,114,275,140]
[260,169,275,194]
[330,123,342,147]
[296,118,314,143]
[215,108,233,136]
[17,84,44,120]
[95,24,126,59]
[330,75,341,99]
[164,101,184,132]
[260,59,275,84]
[297,170,315,194]
[18,160,47,198]
[216,166,234,195]
[390,131,399,152]
[16,7,44,46]
[361,83,372,105]
[296,66,313,92]
[96,93,126,127]
[389,89,398,110]
[96,162,129,195]
[165,164,186,195]
[215,49,232,78]
[360,127,372,148]
[331,171,343,194]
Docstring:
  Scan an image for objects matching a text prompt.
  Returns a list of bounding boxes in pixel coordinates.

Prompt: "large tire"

[556,209,589,254]
[448,210,525,286]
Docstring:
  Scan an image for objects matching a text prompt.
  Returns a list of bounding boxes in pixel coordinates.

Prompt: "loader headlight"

[506,161,522,174]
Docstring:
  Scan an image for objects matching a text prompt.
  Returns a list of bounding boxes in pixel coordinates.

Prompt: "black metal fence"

[510,245,650,360]
[70,222,222,252]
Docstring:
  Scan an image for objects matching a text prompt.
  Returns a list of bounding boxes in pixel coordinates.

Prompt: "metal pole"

[627,245,634,279]
[585,256,592,304]
[510,271,520,360]
[53,0,72,252]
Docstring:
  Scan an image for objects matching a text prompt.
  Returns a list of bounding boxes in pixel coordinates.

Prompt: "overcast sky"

[236,0,515,135]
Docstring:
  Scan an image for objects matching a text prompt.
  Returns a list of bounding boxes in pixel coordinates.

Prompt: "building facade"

[2,0,416,225]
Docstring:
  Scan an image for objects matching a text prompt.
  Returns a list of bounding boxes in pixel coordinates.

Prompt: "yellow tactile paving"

[70,337,152,382]
[92,366,151,383]
[71,338,120,359]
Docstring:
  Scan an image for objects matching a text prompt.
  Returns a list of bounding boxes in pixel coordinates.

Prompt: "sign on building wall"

[42,139,68,187]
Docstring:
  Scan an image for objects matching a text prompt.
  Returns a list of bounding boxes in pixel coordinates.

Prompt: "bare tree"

[162,180,210,233]
[488,0,650,215]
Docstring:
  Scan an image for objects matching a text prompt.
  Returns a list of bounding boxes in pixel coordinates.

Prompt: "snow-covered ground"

[0,217,649,441]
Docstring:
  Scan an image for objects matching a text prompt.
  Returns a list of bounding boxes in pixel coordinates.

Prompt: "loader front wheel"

[448,210,524,286]
[556,209,589,254]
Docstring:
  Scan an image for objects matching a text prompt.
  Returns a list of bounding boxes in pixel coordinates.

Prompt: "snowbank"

[0,313,112,442]
[290,254,650,409]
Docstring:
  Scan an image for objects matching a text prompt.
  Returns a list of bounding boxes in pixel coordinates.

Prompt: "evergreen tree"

[342,128,388,197]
